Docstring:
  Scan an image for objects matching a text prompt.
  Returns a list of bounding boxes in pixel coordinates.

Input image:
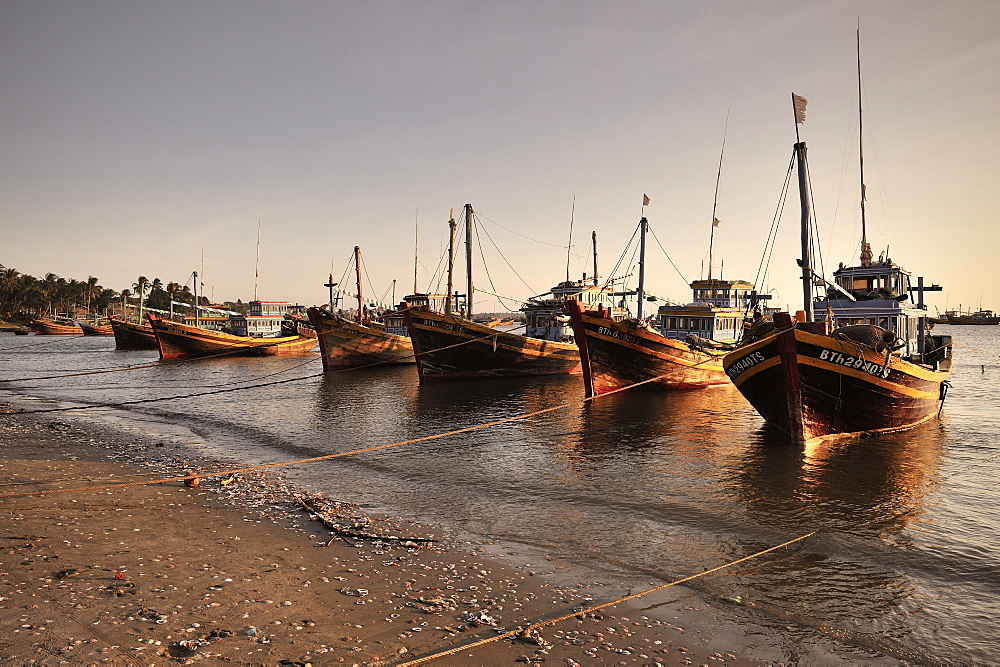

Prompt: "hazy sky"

[3,0,998,314]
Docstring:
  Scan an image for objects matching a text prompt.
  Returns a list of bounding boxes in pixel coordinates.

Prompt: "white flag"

[792,93,808,124]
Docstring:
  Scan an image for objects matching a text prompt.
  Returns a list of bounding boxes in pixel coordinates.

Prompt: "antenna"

[254,216,261,301]
[707,111,729,281]
[565,195,576,282]
[413,208,419,294]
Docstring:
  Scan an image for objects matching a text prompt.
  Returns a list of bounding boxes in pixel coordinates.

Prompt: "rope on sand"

[398,532,817,666]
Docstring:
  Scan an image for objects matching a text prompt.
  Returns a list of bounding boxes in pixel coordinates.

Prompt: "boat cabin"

[524,279,622,343]
[228,300,293,337]
[820,260,943,359]
[831,257,910,301]
[384,293,451,336]
[656,278,760,345]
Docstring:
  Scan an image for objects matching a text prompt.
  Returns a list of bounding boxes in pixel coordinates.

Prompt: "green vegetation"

[0,265,204,321]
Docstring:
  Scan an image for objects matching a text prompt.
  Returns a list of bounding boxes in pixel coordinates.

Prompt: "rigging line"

[0,335,85,352]
[471,211,538,297]
[473,212,567,248]
[647,225,689,286]
[754,153,795,298]
[604,223,641,291]
[804,150,826,284]
[398,532,817,666]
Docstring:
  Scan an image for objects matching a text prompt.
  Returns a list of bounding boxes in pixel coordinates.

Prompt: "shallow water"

[1,325,998,662]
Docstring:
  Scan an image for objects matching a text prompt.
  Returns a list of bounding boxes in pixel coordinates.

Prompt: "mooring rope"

[398,532,816,666]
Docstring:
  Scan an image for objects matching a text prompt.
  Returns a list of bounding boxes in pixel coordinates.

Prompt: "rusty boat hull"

[722,313,951,445]
[29,318,83,335]
[565,300,729,396]
[79,322,114,335]
[149,317,317,360]
[403,308,580,381]
[306,307,415,370]
[109,316,159,350]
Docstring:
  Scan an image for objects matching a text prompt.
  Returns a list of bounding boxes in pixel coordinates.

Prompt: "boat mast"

[445,209,456,314]
[637,217,648,319]
[565,195,575,282]
[592,231,599,286]
[708,112,729,281]
[192,272,199,328]
[138,277,146,324]
[464,203,473,319]
[792,92,813,322]
[253,217,261,301]
[413,208,419,294]
[857,29,872,268]
[354,246,363,323]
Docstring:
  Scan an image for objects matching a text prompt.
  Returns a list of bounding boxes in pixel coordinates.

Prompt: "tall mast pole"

[637,217,648,319]
[413,208,419,293]
[445,210,456,315]
[857,28,871,267]
[565,195,575,282]
[192,272,199,328]
[791,92,813,322]
[464,204,473,319]
[708,111,729,281]
[253,218,261,302]
[591,231,598,286]
[354,246,363,323]
[794,140,813,322]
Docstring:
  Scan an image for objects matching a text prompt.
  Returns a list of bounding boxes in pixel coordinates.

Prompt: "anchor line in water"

[0,368,696,500]
[397,531,817,666]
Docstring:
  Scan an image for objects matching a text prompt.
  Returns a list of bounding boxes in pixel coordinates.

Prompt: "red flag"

[642,194,650,206]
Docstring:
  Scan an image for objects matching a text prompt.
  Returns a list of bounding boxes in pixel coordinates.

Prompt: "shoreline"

[0,402,885,665]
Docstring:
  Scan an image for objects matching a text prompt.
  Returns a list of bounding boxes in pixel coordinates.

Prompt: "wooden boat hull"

[149,317,317,359]
[79,322,114,335]
[403,308,580,381]
[29,319,83,335]
[566,300,729,396]
[110,317,159,350]
[306,307,415,370]
[722,314,950,445]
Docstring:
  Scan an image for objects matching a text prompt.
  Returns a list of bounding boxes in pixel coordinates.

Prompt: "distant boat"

[29,318,83,335]
[148,315,317,359]
[78,320,114,335]
[944,309,999,325]
[13,327,30,335]
[721,47,952,445]
[403,204,620,381]
[307,246,429,370]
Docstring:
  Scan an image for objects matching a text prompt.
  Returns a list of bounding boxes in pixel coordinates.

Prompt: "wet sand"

[0,406,868,665]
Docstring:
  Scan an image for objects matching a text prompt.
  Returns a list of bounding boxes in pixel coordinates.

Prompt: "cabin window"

[878,317,889,329]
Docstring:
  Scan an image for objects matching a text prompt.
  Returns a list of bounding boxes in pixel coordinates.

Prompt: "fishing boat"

[721,44,952,445]
[147,270,316,359]
[109,315,158,350]
[148,315,317,359]
[567,136,766,396]
[29,317,83,335]
[307,246,423,370]
[403,204,611,381]
[945,308,999,325]
[78,320,114,335]
[13,327,30,335]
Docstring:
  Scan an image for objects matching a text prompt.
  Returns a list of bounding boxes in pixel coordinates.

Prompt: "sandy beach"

[0,404,872,666]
